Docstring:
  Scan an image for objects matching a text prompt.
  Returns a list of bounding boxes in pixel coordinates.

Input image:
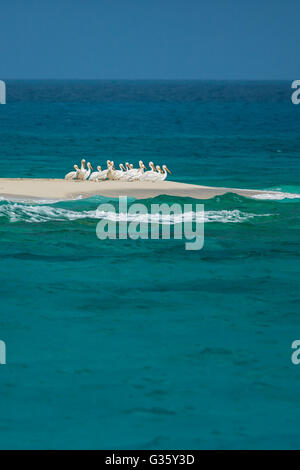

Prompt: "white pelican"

[65,164,80,180]
[142,165,163,182]
[140,162,158,181]
[125,161,143,178]
[97,168,109,181]
[113,162,129,181]
[78,161,93,180]
[121,162,133,178]
[84,162,93,180]
[107,161,117,180]
[125,162,139,173]
[113,163,127,180]
[90,165,102,181]
[76,158,86,179]
[93,160,111,180]
[156,164,171,181]
[127,161,147,181]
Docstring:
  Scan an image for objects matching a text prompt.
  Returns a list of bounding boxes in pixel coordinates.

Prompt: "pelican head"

[87,162,93,170]
[162,164,171,174]
[126,162,130,169]
[156,165,163,173]
[130,164,133,169]
[106,160,111,168]
[149,161,155,170]
[119,163,125,170]
[81,159,86,168]
[74,164,79,170]
[97,165,101,171]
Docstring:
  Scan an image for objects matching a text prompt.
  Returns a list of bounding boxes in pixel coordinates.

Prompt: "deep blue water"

[0,81,300,449]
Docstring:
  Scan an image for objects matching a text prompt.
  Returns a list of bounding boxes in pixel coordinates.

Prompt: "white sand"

[0,178,275,201]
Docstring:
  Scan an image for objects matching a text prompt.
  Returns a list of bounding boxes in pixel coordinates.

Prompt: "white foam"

[0,202,271,225]
[251,192,300,200]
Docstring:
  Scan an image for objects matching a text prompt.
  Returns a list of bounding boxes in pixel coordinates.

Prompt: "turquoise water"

[0,81,300,449]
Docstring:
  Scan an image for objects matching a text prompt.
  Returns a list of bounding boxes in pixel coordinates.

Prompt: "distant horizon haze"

[0,0,299,80]
[1,78,297,82]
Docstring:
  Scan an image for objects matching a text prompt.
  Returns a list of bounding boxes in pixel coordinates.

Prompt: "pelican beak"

[91,166,93,171]
[166,168,172,174]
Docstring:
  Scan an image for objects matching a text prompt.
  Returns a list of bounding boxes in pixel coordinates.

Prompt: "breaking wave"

[0,199,272,225]
[251,192,300,200]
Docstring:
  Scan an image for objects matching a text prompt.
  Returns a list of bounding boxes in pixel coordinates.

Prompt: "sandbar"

[0,178,281,201]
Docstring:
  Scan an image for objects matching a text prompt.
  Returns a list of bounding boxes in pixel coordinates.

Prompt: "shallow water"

[0,81,300,449]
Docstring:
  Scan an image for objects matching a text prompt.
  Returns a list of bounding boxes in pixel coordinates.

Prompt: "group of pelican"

[65,159,172,182]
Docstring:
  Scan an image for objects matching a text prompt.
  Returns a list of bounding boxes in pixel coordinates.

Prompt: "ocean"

[0,80,300,449]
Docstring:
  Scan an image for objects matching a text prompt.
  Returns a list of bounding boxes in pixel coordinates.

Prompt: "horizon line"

[1,78,295,82]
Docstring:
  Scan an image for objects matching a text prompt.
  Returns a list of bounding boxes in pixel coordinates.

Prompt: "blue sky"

[0,0,299,79]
